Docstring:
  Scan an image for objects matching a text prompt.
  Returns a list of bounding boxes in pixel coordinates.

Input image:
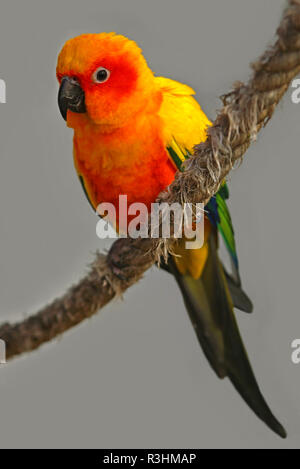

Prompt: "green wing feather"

[215,188,238,269]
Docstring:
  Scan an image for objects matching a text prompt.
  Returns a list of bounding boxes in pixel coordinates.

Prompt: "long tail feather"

[169,237,286,439]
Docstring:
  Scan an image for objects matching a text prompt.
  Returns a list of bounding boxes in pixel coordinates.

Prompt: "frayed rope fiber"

[1,0,300,360]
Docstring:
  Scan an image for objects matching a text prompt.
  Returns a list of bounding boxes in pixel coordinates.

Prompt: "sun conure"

[56,33,286,438]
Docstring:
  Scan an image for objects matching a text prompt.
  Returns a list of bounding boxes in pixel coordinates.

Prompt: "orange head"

[56,33,159,130]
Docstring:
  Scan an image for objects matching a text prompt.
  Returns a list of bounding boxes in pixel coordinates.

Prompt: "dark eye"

[92,67,110,84]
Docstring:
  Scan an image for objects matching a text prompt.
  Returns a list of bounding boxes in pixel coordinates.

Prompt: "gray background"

[0,0,299,449]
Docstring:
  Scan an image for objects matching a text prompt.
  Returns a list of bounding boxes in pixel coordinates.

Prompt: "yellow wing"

[156,76,211,169]
[156,76,212,279]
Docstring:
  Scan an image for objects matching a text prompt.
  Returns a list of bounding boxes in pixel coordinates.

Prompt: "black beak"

[58,76,86,121]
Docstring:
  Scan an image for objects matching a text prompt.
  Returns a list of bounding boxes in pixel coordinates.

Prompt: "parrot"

[56,33,286,439]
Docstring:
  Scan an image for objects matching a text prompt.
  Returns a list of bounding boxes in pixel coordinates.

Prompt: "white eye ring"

[92,67,110,84]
